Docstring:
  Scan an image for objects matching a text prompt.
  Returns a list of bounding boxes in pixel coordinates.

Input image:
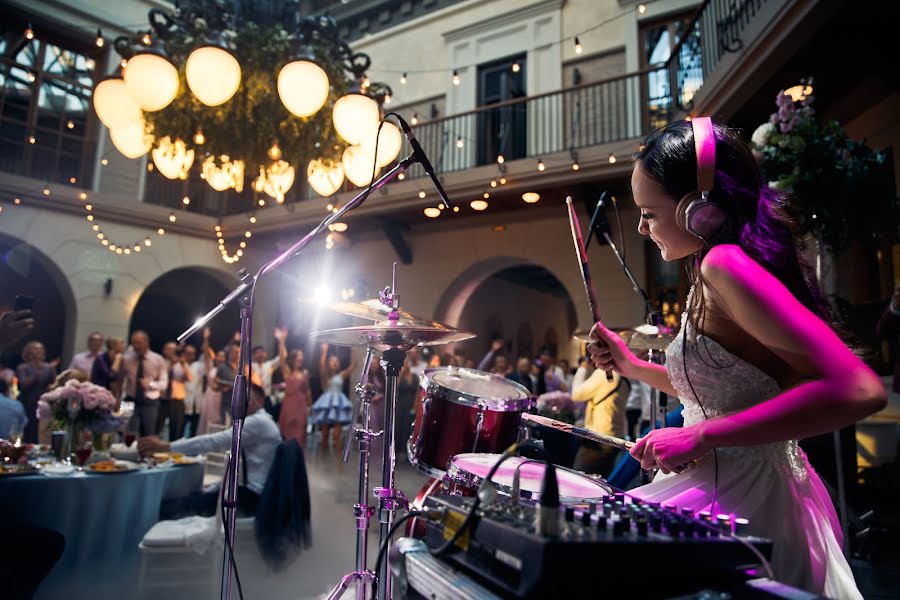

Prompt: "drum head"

[424,367,531,411]
[448,453,611,503]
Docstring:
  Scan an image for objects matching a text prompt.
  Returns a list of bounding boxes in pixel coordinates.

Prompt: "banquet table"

[0,462,204,599]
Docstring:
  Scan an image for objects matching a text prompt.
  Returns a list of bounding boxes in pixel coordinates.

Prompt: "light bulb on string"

[490,180,497,188]
[400,72,407,84]
[638,4,647,14]
[168,213,176,222]
[456,136,463,149]
[249,215,256,224]
[141,33,151,46]
[511,62,520,73]
[411,113,418,125]
[193,129,205,145]
[497,154,504,164]
[268,142,282,161]
[538,159,545,172]
[452,70,460,85]
[575,36,583,55]
[95,30,104,47]
[572,162,580,171]
[24,23,34,40]
[608,154,617,164]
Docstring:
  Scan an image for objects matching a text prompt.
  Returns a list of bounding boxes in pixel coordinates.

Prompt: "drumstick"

[566,197,613,380]
[523,413,634,451]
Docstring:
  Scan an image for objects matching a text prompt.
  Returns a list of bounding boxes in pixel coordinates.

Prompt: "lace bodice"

[665,299,808,480]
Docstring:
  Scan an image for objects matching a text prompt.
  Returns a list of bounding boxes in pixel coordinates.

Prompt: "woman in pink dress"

[275,328,311,447]
[197,349,225,436]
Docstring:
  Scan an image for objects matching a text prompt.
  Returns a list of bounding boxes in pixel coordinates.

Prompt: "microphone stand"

[177,151,420,600]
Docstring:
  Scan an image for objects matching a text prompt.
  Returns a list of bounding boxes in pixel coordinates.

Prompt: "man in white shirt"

[122,331,168,436]
[140,384,281,517]
[407,347,428,379]
[251,345,280,398]
[69,331,103,375]
[182,344,203,438]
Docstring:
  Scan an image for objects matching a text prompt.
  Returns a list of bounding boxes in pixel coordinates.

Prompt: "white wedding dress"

[631,308,863,599]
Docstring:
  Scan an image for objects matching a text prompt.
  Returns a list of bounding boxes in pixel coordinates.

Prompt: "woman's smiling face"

[632,161,702,261]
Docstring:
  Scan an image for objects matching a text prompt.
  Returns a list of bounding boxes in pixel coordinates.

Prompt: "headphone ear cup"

[682,196,726,241]
[675,192,701,233]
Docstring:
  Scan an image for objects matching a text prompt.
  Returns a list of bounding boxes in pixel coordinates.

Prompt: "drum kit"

[313,265,674,600]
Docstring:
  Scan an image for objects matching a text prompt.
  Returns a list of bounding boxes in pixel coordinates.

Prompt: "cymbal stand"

[375,266,409,600]
[327,347,379,600]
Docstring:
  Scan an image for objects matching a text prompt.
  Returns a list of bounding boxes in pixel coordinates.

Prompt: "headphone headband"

[691,117,715,198]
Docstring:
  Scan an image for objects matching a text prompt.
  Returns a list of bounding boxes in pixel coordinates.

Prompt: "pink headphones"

[674,117,726,241]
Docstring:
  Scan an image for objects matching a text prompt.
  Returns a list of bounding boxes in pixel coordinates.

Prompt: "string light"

[398,173,405,180]
[158,228,165,235]
[144,237,151,246]
[141,33,151,45]
[470,199,488,211]
[483,192,490,199]
[496,154,505,164]
[182,195,190,205]
[101,158,108,166]
[490,180,497,188]
[424,207,441,218]
[400,72,407,84]
[574,36,583,55]
[120,59,127,69]
[538,159,545,172]
[608,154,617,164]
[499,177,507,185]
[66,120,74,130]
[244,231,251,238]
[258,199,265,206]
[511,62,520,73]
[24,23,34,40]
[42,186,50,196]
[411,113,418,125]
[14,198,21,205]
[28,135,36,144]
[249,215,256,223]
[168,213,176,222]
[456,136,464,148]
[95,29,104,47]
[79,192,87,200]
[572,161,580,171]
[418,190,426,199]
[638,4,647,14]
[193,129,205,145]
[452,70,460,85]
[452,206,460,213]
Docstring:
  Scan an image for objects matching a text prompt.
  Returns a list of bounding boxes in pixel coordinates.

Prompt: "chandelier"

[93,1,401,203]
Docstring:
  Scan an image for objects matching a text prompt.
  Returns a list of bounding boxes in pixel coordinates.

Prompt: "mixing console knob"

[613,518,628,536]
[602,502,613,516]
[596,515,607,532]
[734,517,750,536]
[613,493,625,503]
[588,500,598,514]
[716,514,731,533]
[681,507,693,517]
[636,516,648,537]
[581,511,592,526]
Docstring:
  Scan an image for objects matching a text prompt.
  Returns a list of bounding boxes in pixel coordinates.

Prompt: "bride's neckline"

[676,325,781,391]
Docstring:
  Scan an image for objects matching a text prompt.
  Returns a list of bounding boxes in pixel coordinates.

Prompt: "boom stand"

[176,152,419,600]
[327,347,378,600]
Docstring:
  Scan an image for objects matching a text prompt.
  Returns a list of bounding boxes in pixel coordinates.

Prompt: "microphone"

[393,114,453,208]
[584,191,609,249]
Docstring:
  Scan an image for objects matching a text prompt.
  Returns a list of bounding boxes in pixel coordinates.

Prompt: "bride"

[587,117,885,599]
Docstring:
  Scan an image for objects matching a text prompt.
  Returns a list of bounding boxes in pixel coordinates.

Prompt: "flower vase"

[91,432,114,462]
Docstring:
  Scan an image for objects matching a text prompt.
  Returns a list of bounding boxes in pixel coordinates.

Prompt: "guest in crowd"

[529,359,548,396]
[215,344,240,425]
[539,348,569,392]
[559,358,575,390]
[507,357,536,394]
[311,343,354,453]
[407,347,428,378]
[141,384,281,518]
[122,330,168,436]
[181,344,201,438]
[251,342,280,400]
[477,339,510,375]
[0,378,26,440]
[197,345,224,436]
[395,357,420,458]
[68,331,103,376]
[90,336,124,404]
[571,359,626,475]
[158,341,193,440]
[15,341,57,443]
[275,327,311,447]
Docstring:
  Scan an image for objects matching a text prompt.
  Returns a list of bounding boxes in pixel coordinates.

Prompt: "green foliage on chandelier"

[144,20,348,171]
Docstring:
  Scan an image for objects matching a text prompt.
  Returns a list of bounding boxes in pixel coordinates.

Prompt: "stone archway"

[0,232,78,365]
[129,266,238,352]
[435,256,579,364]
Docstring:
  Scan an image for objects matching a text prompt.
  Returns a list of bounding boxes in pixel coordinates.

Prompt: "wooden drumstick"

[566,196,613,380]
[523,413,634,451]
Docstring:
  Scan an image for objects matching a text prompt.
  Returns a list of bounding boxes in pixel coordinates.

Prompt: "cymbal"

[309,323,475,351]
[299,297,452,329]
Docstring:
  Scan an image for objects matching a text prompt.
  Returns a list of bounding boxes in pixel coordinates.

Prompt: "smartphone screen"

[13,295,34,312]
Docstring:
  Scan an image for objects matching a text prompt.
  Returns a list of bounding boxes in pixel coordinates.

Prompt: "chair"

[137,503,224,600]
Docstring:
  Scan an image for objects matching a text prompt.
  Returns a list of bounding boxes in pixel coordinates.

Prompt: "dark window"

[640,12,702,131]
[476,55,527,166]
[0,20,98,187]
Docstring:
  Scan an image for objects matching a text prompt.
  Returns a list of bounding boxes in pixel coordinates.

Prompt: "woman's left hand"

[629,425,710,473]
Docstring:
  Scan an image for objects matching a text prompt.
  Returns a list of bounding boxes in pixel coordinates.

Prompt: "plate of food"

[41,462,76,477]
[152,452,200,466]
[0,462,39,476]
[87,460,140,473]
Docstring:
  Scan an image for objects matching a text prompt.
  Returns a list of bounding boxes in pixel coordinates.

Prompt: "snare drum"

[446,453,611,504]
[408,367,533,477]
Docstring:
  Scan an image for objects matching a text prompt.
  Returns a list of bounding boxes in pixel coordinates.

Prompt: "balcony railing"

[142,0,771,214]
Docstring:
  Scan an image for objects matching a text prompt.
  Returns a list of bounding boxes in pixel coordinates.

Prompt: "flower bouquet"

[536,391,578,425]
[38,379,124,455]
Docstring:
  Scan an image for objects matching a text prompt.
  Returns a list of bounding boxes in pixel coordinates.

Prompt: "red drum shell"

[407,367,532,477]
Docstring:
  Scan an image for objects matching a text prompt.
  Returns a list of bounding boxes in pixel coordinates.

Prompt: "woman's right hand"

[586,321,641,378]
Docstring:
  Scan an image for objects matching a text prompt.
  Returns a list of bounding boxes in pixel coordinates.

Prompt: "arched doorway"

[129,267,237,352]
[0,232,77,367]
[439,260,578,367]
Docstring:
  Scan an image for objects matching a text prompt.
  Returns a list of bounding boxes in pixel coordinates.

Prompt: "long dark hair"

[635,120,832,333]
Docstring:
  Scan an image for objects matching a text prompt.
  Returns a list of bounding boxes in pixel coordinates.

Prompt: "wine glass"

[124,431,136,447]
[75,445,92,466]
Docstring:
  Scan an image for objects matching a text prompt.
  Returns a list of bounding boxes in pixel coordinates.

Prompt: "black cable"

[611,194,626,263]
[371,510,424,600]
[681,329,719,513]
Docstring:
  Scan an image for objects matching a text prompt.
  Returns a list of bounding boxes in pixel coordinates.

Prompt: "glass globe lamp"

[110,118,152,158]
[93,78,142,129]
[332,92,380,145]
[123,52,179,111]
[278,60,329,118]
[342,144,380,187]
[185,46,242,106]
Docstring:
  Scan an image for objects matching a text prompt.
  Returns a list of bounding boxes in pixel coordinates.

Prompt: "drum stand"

[327,348,379,600]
